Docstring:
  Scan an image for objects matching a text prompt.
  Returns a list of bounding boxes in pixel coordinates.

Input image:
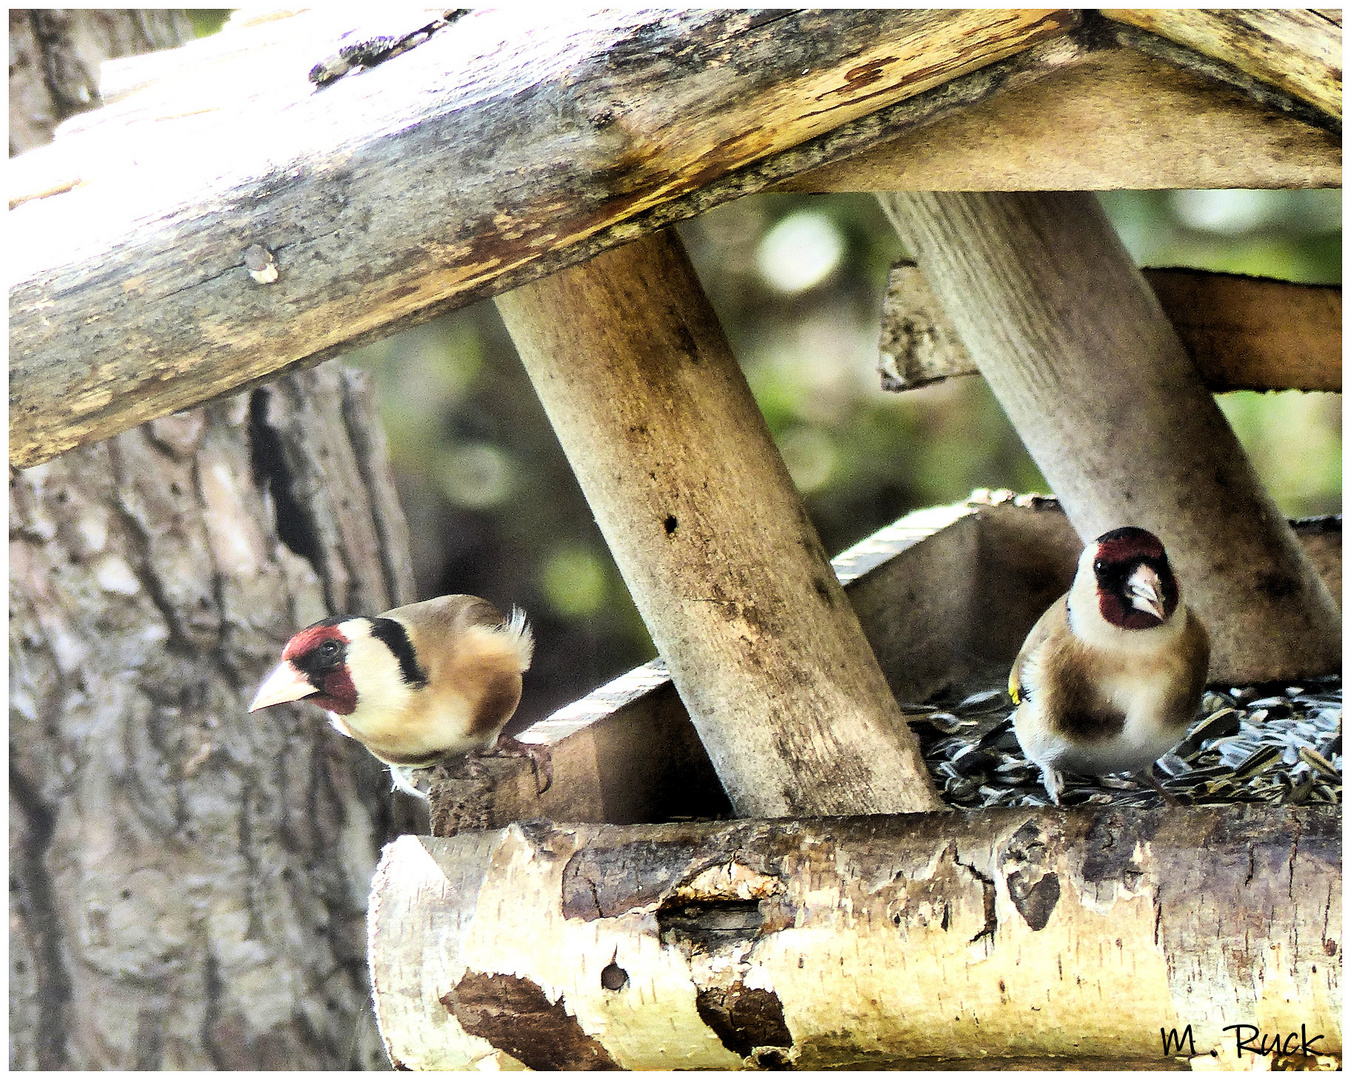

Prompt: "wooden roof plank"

[1101,8,1342,121]
[10,8,1075,469]
[781,42,1340,191]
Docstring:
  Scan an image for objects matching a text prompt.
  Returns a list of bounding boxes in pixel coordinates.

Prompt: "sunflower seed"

[1298,746,1341,781]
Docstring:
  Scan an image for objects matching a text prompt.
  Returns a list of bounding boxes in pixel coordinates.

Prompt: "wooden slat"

[1144,269,1343,393]
[9,8,1076,470]
[880,265,1343,393]
[1101,8,1342,121]
[781,42,1341,192]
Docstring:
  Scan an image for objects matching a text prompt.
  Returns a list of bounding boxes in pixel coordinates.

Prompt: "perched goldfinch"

[249,595,542,798]
[1010,527,1210,804]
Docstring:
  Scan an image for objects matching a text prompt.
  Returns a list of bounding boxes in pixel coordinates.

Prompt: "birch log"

[495,229,941,818]
[367,806,1341,1070]
[878,192,1341,684]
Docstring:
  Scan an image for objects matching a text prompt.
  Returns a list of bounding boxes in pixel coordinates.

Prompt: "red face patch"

[282,622,348,661]
[282,621,358,714]
[1094,527,1165,566]
[1091,528,1178,629]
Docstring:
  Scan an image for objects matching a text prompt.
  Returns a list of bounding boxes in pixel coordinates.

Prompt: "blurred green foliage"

[350,190,1341,726]
[186,10,230,38]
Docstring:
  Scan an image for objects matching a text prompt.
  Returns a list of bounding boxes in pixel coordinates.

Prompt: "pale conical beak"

[1126,565,1167,620]
[249,661,319,712]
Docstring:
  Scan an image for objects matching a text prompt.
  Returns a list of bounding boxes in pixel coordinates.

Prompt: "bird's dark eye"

[1093,559,1106,573]
[315,640,342,664]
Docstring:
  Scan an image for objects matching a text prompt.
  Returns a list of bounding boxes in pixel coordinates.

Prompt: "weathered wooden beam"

[880,263,1343,393]
[878,192,1342,682]
[1101,8,1342,121]
[367,806,1341,1069]
[1144,268,1343,393]
[782,40,1341,192]
[495,229,941,818]
[9,8,1078,470]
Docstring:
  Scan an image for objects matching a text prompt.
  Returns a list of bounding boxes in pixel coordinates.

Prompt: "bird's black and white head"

[1068,526,1182,644]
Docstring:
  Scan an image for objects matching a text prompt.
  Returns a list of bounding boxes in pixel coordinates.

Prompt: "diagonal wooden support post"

[878,191,1340,683]
[496,230,942,817]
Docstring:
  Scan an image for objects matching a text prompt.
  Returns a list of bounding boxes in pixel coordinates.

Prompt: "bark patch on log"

[1006,871,1061,932]
[659,897,767,952]
[999,819,1063,931]
[695,983,793,1059]
[1079,809,1160,891]
[561,839,701,920]
[441,972,618,1071]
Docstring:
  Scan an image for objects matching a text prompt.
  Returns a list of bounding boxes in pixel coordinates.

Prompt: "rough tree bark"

[10,11,414,1069]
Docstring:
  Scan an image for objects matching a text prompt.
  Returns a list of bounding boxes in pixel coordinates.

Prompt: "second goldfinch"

[249,594,541,798]
[1010,526,1210,804]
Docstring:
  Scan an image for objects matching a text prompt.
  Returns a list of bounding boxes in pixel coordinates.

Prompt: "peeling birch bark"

[368,807,1341,1070]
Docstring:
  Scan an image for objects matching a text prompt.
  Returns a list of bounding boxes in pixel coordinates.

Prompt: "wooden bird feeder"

[9,7,1341,1071]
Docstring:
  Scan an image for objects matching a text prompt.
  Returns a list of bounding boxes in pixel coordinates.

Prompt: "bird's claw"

[489,734,553,796]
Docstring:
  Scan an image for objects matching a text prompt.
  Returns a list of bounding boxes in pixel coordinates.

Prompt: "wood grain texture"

[496,229,942,818]
[880,263,1343,393]
[368,807,1341,1069]
[783,42,1342,192]
[1143,269,1342,393]
[10,7,1076,470]
[1101,8,1342,120]
[878,192,1341,683]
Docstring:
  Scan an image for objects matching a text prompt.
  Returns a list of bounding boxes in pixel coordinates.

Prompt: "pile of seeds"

[904,676,1341,808]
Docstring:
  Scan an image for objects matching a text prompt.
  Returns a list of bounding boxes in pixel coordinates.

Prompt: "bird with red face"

[249,594,541,798]
[1010,526,1210,804]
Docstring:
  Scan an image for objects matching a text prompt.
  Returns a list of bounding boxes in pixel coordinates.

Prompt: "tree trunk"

[9,11,415,1069]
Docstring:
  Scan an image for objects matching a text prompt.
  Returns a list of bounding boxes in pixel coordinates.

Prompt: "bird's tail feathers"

[501,605,535,670]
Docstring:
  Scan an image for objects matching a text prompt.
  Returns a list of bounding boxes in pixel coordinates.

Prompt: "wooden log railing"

[368,805,1342,1070]
[9,9,1340,470]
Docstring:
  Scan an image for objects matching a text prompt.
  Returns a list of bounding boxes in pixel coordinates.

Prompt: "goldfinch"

[1010,527,1210,804]
[249,594,541,798]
